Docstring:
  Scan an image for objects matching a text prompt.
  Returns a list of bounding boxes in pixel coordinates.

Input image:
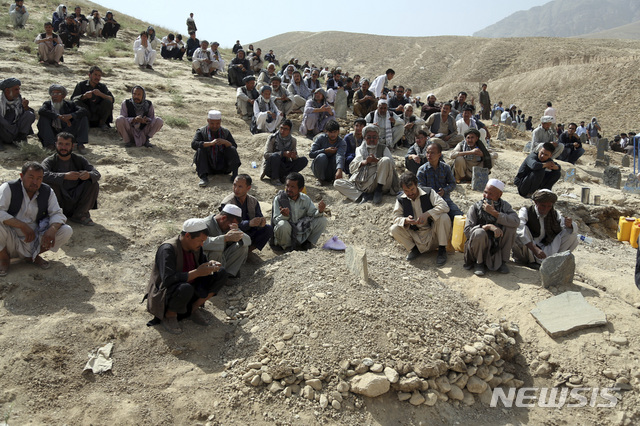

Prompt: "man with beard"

[364,100,404,149]
[449,129,490,183]
[200,204,250,279]
[463,179,518,276]
[529,115,562,159]
[220,174,274,254]
[417,142,463,222]
[0,78,36,149]
[257,62,277,90]
[34,22,64,65]
[334,124,399,205]
[343,118,365,175]
[59,15,80,49]
[424,102,462,150]
[37,84,89,153]
[420,93,441,120]
[309,120,347,184]
[300,88,334,138]
[41,132,100,226]
[272,172,327,251]
[261,120,308,185]
[192,110,241,187]
[514,142,561,198]
[236,76,259,120]
[0,161,73,276]
[191,40,213,77]
[251,86,282,134]
[353,79,377,118]
[390,171,450,264]
[115,86,163,148]
[287,70,312,113]
[209,41,224,73]
[71,66,114,130]
[269,76,293,118]
[228,49,251,87]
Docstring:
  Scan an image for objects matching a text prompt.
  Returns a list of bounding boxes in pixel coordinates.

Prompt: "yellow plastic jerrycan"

[617,216,636,242]
[452,215,467,253]
[631,221,640,249]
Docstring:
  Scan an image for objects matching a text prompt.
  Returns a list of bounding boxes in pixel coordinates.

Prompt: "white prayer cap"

[426,93,435,99]
[487,179,505,192]
[222,204,242,219]
[182,218,208,233]
[378,99,388,106]
[540,116,554,123]
[208,110,222,120]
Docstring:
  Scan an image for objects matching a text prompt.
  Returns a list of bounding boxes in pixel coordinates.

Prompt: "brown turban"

[531,189,557,204]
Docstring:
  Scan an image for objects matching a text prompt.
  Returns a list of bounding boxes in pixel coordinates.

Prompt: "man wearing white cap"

[364,100,404,149]
[201,204,250,278]
[145,218,227,334]
[463,179,519,276]
[529,115,563,159]
[191,110,241,187]
[512,189,578,269]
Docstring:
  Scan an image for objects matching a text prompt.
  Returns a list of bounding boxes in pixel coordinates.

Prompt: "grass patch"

[170,92,184,108]
[82,38,130,64]
[18,141,48,159]
[164,115,189,128]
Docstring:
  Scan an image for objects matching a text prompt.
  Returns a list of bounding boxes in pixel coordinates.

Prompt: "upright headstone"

[603,166,622,189]
[505,117,512,126]
[563,167,576,183]
[497,126,507,141]
[579,133,588,145]
[471,166,489,192]
[345,246,368,282]
[595,139,607,167]
[523,141,532,152]
[492,115,499,125]
[622,155,631,167]
[517,122,526,132]
[623,173,640,194]
[600,138,609,151]
[539,251,575,288]
[334,88,347,119]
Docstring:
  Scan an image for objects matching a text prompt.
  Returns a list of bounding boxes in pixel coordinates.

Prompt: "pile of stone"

[236,319,522,409]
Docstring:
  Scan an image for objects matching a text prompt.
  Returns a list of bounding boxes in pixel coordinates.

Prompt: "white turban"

[487,179,505,192]
[208,110,221,120]
[540,116,554,124]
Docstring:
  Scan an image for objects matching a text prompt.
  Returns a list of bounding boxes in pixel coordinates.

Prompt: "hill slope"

[473,0,640,38]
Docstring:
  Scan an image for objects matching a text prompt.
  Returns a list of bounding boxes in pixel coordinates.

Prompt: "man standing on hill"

[115,86,164,148]
[42,132,100,226]
[191,110,241,187]
[9,0,29,28]
[369,69,395,99]
[479,84,491,120]
[0,78,36,149]
[587,117,601,146]
[37,84,89,152]
[71,66,114,130]
[35,22,64,65]
[186,13,197,34]
[544,102,556,123]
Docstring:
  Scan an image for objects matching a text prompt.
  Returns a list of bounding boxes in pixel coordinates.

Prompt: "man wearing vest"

[42,132,100,226]
[463,179,519,276]
[390,172,451,265]
[512,189,578,269]
[334,124,399,205]
[201,204,250,279]
[145,218,227,334]
[115,86,163,148]
[424,102,464,151]
[0,77,36,150]
[0,161,73,276]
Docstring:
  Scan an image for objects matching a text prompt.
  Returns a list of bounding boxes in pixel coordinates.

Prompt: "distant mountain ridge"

[474,0,640,38]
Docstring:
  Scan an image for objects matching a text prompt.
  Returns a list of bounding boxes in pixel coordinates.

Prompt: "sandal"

[31,257,50,270]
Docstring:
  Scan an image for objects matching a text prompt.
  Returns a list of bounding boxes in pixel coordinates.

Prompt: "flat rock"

[539,251,575,288]
[610,335,629,345]
[530,291,607,338]
[409,391,425,406]
[345,246,368,282]
[466,375,488,394]
[349,372,390,397]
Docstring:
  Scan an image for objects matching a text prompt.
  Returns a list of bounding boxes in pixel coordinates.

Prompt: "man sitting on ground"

[529,115,562,158]
[463,179,518,276]
[209,42,224,73]
[0,161,73,276]
[220,174,274,254]
[35,22,64,65]
[252,86,282,134]
[115,86,163,148]
[161,33,180,60]
[186,31,199,61]
[257,63,277,90]
[270,76,293,118]
[421,93,440,119]
[133,31,157,70]
[249,48,264,74]
[272,172,328,251]
[364,100,404,149]
[425,102,463,150]
[304,69,321,92]
[261,120,308,185]
[417,142,463,222]
[102,11,120,38]
[70,6,88,35]
[37,84,89,152]
[42,132,100,226]
[449,129,491,183]
[405,130,429,175]
[201,205,250,279]
[145,218,227,334]
[87,10,104,38]
[309,120,346,184]
[300,88,334,138]
[192,110,241,187]
[191,40,214,77]
[387,85,409,115]
[390,171,450,265]
[9,0,29,28]
[59,15,80,49]
[287,70,312,113]
[71,65,114,130]
[334,124,398,205]
[512,189,578,270]
[514,142,561,198]
[353,79,377,118]
[228,49,252,87]
[370,68,395,99]
[402,104,424,147]
[236,76,259,120]
[557,122,585,164]
[343,118,364,175]
[0,78,36,149]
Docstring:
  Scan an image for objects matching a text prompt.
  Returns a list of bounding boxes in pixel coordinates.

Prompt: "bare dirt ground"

[1,2,640,425]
